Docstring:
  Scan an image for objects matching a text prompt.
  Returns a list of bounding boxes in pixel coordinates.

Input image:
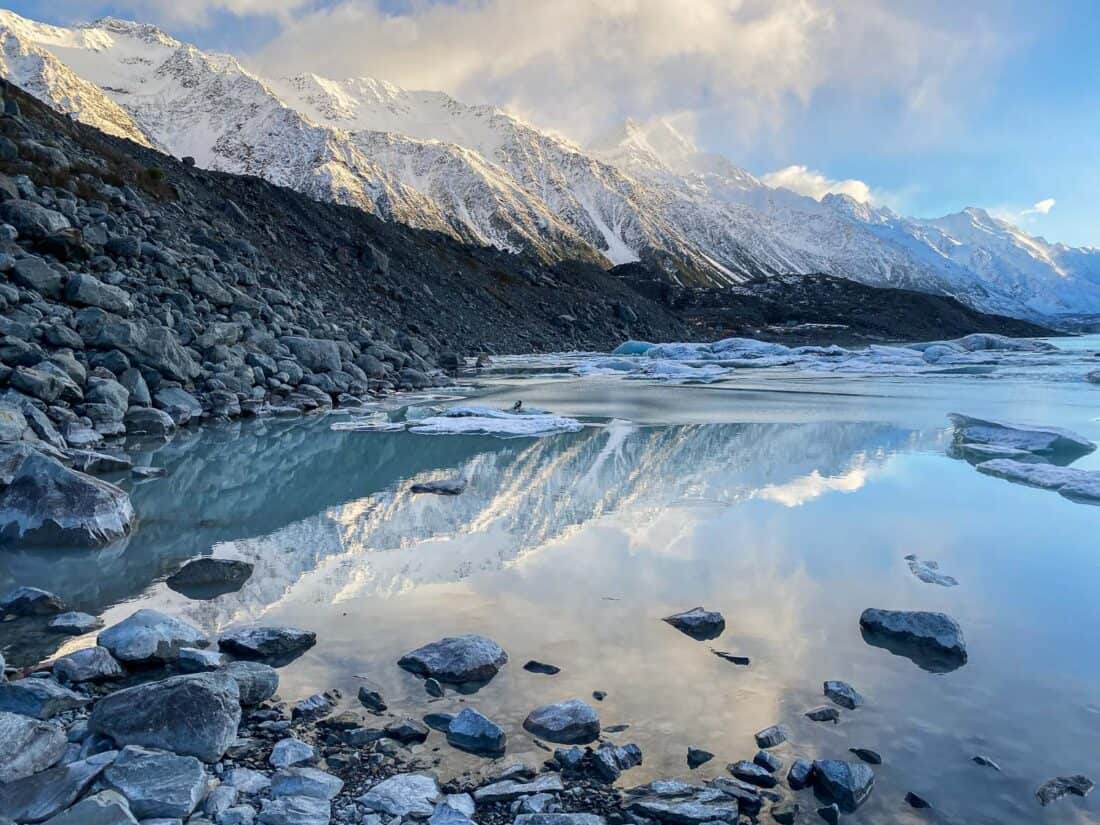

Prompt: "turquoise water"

[3,336,1100,823]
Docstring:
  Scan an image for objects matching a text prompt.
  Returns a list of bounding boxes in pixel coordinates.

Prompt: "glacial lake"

[4,335,1100,824]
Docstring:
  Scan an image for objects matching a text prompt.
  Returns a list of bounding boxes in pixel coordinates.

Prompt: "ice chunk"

[625,360,729,382]
[611,340,656,356]
[976,459,1100,503]
[950,414,1095,459]
[407,405,584,438]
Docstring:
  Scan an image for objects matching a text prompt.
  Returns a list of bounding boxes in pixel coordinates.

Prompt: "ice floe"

[332,404,584,438]
[949,414,1095,460]
[975,459,1100,503]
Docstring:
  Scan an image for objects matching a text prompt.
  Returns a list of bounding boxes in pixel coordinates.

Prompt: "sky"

[8,0,1100,247]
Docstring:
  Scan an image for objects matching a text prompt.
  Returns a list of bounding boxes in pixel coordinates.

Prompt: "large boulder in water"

[88,672,241,762]
[446,707,506,756]
[218,624,316,663]
[98,609,209,664]
[398,634,508,684]
[167,557,254,599]
[859,608,967,673]
[522,699,601,744]
[0,444,134,546]
[812,760,875,812]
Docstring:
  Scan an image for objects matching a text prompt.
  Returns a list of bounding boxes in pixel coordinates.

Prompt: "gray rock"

[398,634,508,684]
[972,755,1001,771]
[592,742,643,782]
[1036,775,1093,806]
[384,717,430,744]
[812,760,875,812]
[203,782,239,817]
[905,791,932,808]
[356,773,440,817]
[279,337,341,373]
[429,803,476,825]
[218,625,316,662]
[473,774,566,803]
[423,712,455,732]
[1,585,66,615]
[823,680,864,710]
[728,760,778,788]
[220,805,257,825]
[167,558,254,598]
[225,767,271,795]
[269,738,314,769]
[98,609,209,664]
[662,606,726,640]
[0,444,134,546]
[88,672,241,762]
[123,407,176,436]
[0,403,27,442]
[118,369,150,407]
[805,706,840,723]
[753,750,782,772]
[627,798,739,824]
[446,707,506,756]
[101,745,205,818]
[226,661,279,705]
[754,725,789,749]
[154,388,203,425]
[787,759,814,790]
[257,794,330,825]
[687,747,714,769]
[357,686,386,711]
[0,750,116,822]
[859,608,968,672]
[48,611,104,634]
[817,802,840,825]
[0,711,67,782]
[0,677,90,718]
[67,449,132,474]
[513,817,605,825]
[770,801,800,825]
[12,255,65,296]
[53,646,124,683]
[0,200,70,240]
[178,647,228,672]
[66,274,133,314]
[38,790,138,824]
[270,767,343,800]
[522,699,600,744]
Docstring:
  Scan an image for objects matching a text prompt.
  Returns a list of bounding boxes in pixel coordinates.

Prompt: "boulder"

[123,406,176,436]
[385,717,430,744]
[859,608,967,672]
[357,774,441,818]
[226,660,279,705]
[88,672,241,762]
[0,711,67,782]
[98,609,209,664]
[280,337,341,373]
[0,444,134,546]
[35,790,137,825]
[729,760,778,788]
[812,760,875,812]
[787,759,814,790]
[101,745,206,819]
[178,647,228,672]
[65,274,133,314]
[48,611,104,634]
[167,557,254,599]
[398,634,508,684]
[0,403,27,442]
[218,625,316,662]
[153,387,203,425]
[11,256,65,296]
[662,606,725,640]
[1,585,66,615]
[522,700,600,744]
[446,707,506,756]
[269,738,315,769]
[357,686,386,712]
[474,774,564,803]
[0,750,116,823]
[0,677,91,718]
[53,646,124,683]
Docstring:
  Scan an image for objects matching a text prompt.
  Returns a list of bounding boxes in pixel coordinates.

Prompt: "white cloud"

[1024,197,1056,215]
[760,165,876,203]
[992,197,1057,225]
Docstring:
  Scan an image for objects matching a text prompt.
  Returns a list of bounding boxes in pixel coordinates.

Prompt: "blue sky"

[9,0,1100,247]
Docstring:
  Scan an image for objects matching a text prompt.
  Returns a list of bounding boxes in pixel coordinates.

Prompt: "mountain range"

[2,9,1098,323]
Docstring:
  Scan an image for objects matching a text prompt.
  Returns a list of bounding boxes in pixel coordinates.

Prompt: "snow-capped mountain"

[2,9,1099,321]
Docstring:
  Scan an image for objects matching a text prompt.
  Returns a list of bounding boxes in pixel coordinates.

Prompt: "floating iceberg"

[407,405,584,438]
[976,459,1100,504]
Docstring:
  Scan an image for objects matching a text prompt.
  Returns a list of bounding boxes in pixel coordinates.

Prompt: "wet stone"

[755,725,790,749]
[523,699,601,744]
[787,759,814,791]
[753,750,782,772]
[805,706,840,723]
[729,760,779,788]
[445,707,506,756]
[1036,775,1093,806]
[398,634,508,684]
[848,748,882,765]
[823,680,863,710]
[0,677,91,719]
[687,747,714,769]
[812,760,875,812]
[662,606,726,640]
[524,660,561,675]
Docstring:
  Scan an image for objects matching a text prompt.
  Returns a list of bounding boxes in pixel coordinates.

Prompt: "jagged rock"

[0,443,134,546]
[218,625,316,662]
[522,699,600,744]
[357,686,386,711]
[662,606,725,640]
[0,200,70,240]
[788,759,814,790]
[473,774,564,803]
[101,745,205,819]
[754,724,789,749]
[817,802,840,824]
[67,449,131,474]
[770,801,800,824]
[592,742,643,782]
[357,773,441,817]
[753,750,782,772]
[823,680,864,709]
[0,750,116,823]
[48,611,104,634]
[11,255,65,296]
[280,337,341,373]
[905,791,931,808]
[0,677,90,718]
[972,755,1001,771]
[1036,775,1093,806]
[270,767,343,800]
[805,706,840,723]
[384,717,430,744]
[0,711,67,782]
[446,707,506,756]
[98,609,209,663]
[859,608,968,672]
[292,693,334,720]
[37,790,138,824]
[1,585,66,615]
[227,661,279,705]
[812,760,875,812]
[226,767,271,794]
[66,273,133,314]
[687,747,713,768]
[398,634,508,684]
[88,672,241,762]
[53,646,124,683]
[729,760,778,788]
[269,738,315,768]
[167,557,254,598]
[0,403,27,442]
[627,797,739,824]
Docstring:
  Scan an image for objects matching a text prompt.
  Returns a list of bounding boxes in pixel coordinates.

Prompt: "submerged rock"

[1036,775,1093,806]
[166,557,254,599]
[398,634,508,684]
[823,680,864,709]
[859,608,968,672]
[358,686,387,711]
[972,755,1001,771]
[446,707,506,756]
[907,556,959,587]
[729,760,778,788]
[848,748,882,765]
[0,444,134,546]
[812,760,875,812]
[662,606,725,640]
[905,791,932,809]
[98,609,209,664]
[523,660,561,675]
[385,717,430,744]
[523,699,601,744]
[976,458,1100,504]
[218,625,316,662]
[89,672,241,762]
[805,706,840,723]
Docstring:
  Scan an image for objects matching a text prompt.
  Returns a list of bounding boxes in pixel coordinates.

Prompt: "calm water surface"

[4,337,1100,824]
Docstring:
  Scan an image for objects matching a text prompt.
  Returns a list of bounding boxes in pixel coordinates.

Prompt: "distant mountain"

[2,9,1099,322]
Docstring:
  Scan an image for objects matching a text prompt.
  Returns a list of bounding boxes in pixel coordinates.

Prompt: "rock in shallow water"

[754,724,789,749]
[166,557,254,599]
[812,760,875,812]
[398,634,508,684]
[687,747,714,769]
[446,707,506,755]
[523,699,601,744]
[1036,775,1093,806]
[662,606,725,640]
[89,672,241,763]
[227,660,279,705]
[0,444,134,546]
[823,679,863,710]
[98,609,209,664]
[859,608,968,672]
[218,625,316,663]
